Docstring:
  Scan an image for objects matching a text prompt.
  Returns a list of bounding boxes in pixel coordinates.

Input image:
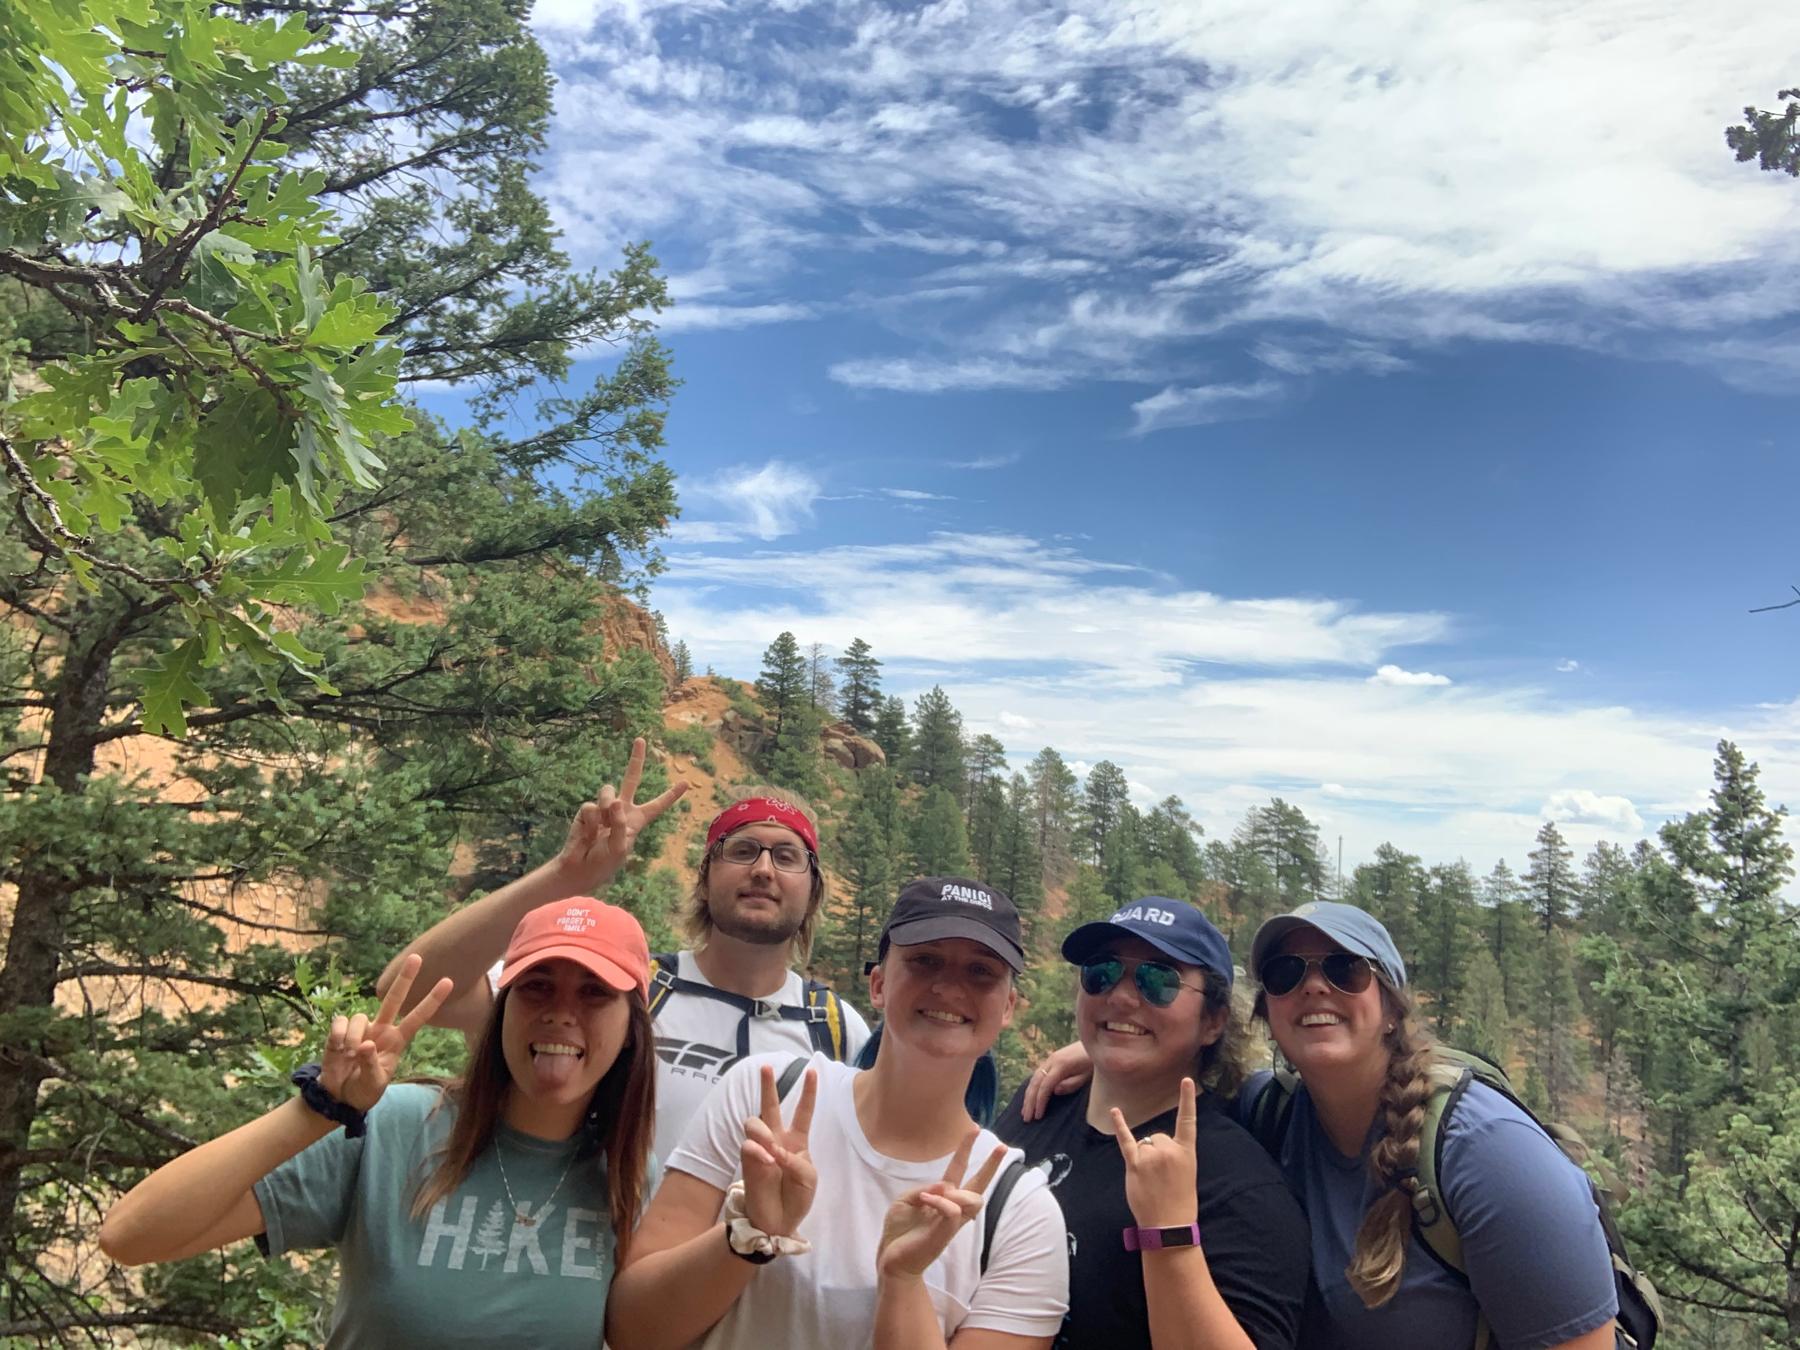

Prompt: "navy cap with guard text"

[875,875,1025,971]
[1061,897,1235,987]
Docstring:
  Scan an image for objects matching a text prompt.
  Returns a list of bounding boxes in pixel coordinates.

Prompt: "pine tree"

[872,695,913,769]
[0,4,680,1334]
[756,632,808,739]
[965,734,1009,870]
[834,638,883,735]
[671,640,694,683]
[1416,861,1475,1035]
[992,774,1044,919]
[1026,747,1079,883]
[1238,800,1326,910]
[909,687,965,792]
[908,785,971,876]
[1523,820,1576,934]
[806,641,834,711]
[1144,797,1205,897]
[1081,761,1131,865]
[816,767,901,993]
[1480,859,1532,1017]
[472,1200,509,1269]
[1454,946,1513,1066]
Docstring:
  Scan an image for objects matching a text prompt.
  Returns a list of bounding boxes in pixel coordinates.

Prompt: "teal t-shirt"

[254,1083,619,1349]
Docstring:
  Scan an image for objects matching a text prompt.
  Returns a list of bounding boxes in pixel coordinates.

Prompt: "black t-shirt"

[995,1081,1311,1350]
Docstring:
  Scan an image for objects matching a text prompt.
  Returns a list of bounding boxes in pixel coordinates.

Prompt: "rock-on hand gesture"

[1111,1075,1200,1229]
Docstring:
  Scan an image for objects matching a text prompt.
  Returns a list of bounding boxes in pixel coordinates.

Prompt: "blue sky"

[425,0,1800,878]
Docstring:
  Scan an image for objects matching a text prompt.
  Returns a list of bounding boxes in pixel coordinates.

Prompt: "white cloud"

[651,529,1800,877]
[1542,789,1645,833]
[536,0,1800,400]
[948,452,1022,470]
[658,302,817,332]
[679,460,822,542]
[1130,380,1286,435]
[882,487,955,501]
[1370,664,1452,687]
[1557,659,1583,673]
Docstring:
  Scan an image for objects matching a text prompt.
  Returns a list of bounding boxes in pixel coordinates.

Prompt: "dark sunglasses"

[1079,957,1206,1009]
[1258,952,1376,998]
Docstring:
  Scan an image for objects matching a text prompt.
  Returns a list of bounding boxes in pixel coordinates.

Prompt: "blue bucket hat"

[1062,897,1235,987]
[1249,901,1406,990]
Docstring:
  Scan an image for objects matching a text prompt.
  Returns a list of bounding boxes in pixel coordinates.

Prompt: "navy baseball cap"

[1250,901,1407,989]
[1061,897,1235,987]
[877,876,1025,972]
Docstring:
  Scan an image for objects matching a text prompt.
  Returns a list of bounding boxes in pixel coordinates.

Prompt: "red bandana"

[705,797,819,855]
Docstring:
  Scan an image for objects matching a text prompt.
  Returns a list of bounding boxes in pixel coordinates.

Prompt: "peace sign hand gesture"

[556,737,690,894]
[1112,1076,1200,1229]
[319,955,454,1113]
[741,1064,819,1237]
[877,1130,1009,1280]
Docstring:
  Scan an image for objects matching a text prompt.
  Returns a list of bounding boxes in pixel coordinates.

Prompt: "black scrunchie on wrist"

[291,1062,369,1138]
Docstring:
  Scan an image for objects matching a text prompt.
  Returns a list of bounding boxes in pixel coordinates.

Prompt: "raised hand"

[877,1130,1008,1280]
[556,737,690,894]
[741,1064,818,1236]
[1112,1076,1200,1228]
[319,955,454,1113]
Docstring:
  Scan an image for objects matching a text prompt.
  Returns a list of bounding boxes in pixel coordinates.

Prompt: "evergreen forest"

[1,3,1796,1345]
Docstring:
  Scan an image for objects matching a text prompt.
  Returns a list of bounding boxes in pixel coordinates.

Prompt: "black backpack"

[1245,1047,1663,1350]
[647,951,850,1061]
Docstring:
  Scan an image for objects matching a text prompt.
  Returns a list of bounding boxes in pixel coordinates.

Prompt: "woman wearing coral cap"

[101,898,659,1348]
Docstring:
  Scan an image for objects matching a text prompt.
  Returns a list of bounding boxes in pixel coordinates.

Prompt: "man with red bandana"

[380,739,870,1159]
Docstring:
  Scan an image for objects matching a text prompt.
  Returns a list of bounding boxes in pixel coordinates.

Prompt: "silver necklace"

[494,1136,577,1228]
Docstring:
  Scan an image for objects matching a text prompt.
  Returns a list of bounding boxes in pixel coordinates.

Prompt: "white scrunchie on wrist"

[724,1181,812,1258]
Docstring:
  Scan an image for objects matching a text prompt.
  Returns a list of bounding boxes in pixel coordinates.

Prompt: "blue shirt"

[1239,1071,1618,1350]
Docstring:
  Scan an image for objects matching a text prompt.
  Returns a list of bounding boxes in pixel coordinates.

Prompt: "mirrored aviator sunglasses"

[1078,958,1201,1009]
[1258,951,1376,998]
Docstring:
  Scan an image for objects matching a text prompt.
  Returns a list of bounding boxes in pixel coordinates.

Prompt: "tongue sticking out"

[532,1049,581,1088]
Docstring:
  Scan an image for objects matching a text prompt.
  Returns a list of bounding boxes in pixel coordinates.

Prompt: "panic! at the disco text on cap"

[876,876,1024,972]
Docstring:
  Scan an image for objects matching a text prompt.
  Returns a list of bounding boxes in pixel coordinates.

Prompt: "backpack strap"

[774,1054,811,1100]
[796,979,846,1059]
[647,952,680,1019]
[1245,1068,1301,1157]
[980,1157,1029,1276]
[645,953,853,1064]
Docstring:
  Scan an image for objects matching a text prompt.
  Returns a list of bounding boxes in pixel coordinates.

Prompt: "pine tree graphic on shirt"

[470,1199,508,1269]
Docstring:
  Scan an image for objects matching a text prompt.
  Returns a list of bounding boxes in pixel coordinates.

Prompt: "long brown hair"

[410,988,658,1260]
[1252,971,1436,1309]
[681,784,826,962]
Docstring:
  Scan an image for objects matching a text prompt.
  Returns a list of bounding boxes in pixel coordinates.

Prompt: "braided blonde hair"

[1344,981,1437,1308]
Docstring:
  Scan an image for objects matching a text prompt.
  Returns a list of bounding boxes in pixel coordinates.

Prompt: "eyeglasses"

[1079,958,1206,1009]
[1258,952,1375,998]
[713,836,814,874]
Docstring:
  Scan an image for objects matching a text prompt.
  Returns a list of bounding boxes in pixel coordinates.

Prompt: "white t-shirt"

[488,953,870,1162]
[666,1052,1069,1350]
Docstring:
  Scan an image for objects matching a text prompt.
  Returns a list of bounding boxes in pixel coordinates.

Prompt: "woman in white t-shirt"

[607,876,1069,1350]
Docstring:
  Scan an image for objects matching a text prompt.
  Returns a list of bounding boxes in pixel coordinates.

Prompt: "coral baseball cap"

[496,898,651,999]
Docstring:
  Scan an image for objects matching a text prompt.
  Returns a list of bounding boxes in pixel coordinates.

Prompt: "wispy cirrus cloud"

[534,0,1800,416]
[672,460,822,543]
